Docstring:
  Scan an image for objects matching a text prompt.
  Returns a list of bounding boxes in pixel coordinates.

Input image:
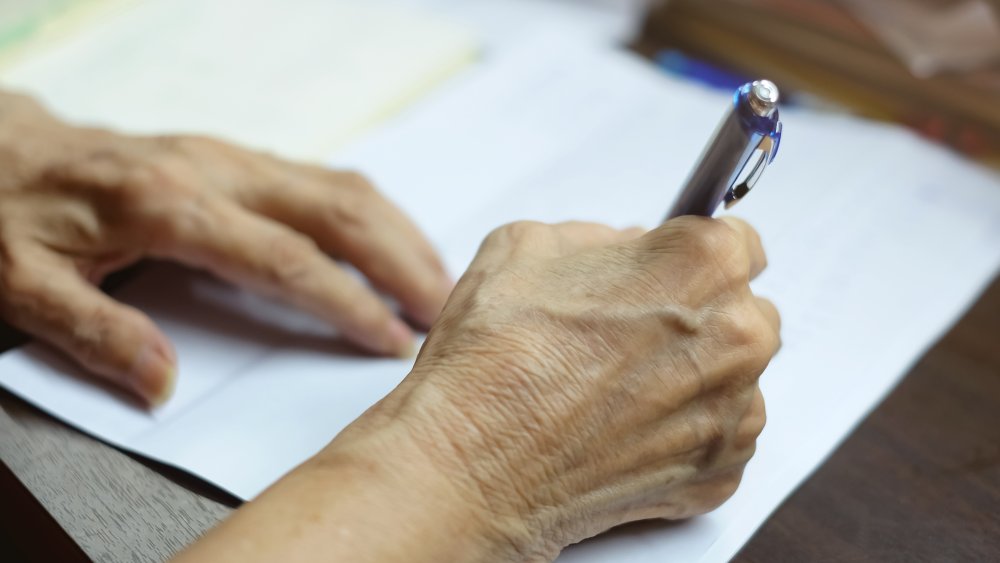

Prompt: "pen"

[666,79,783,220]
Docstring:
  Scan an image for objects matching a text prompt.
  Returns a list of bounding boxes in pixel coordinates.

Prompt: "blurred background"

[638,0,1000,162]
[3,0,999,160]
[1,3,998,562]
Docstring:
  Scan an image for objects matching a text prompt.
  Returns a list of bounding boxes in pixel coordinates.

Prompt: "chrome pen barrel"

[667,106,755,219]
[666,80,782,221]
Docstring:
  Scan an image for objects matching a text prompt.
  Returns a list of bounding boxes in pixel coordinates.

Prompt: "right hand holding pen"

[325,217,781,559]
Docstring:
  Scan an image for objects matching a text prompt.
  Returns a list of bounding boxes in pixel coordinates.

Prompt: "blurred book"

[641,0,1000,160]
[840,0,1000,78]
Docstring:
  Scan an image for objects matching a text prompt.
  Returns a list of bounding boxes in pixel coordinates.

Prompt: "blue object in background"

[655,50,751,92]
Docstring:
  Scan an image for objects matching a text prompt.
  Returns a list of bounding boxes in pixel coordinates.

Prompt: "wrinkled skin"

[307,218,781,561]
[1,91,781,562]
[0,91,452,405]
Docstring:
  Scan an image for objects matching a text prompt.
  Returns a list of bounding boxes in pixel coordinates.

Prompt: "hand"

[173,218,780,563]
[347,217,780,560]
[0,91,452,406]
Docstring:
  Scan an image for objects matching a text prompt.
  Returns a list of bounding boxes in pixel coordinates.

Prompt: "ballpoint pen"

[666,79,783,220]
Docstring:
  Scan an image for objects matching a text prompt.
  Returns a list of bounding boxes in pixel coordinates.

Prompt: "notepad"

[2,33,1000,563]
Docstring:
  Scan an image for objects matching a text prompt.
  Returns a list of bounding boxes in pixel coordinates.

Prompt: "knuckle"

[486,221,547,248]
[676,218,728,251]
[124,160,177,193]
[481,225,508,249]
[146,193,211,250]
[504,220,548,240]
[323,197,370,236]
[557,221,620,247]
[477,221,554,265]
[751,412,767,439]
[260,233,319,287]
[736,412,767,450]
[725,304,779,357]
[683,220,748,282]
[736,438,760,462]
[118,161,190,217]
[744,311,781,363]
[758,323,781,357]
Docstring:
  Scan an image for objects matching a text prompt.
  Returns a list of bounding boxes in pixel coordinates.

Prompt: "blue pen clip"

[725,81,783,209]
[725,120,782,208]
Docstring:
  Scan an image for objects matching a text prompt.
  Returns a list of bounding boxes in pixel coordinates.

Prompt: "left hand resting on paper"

[0,90,452,406]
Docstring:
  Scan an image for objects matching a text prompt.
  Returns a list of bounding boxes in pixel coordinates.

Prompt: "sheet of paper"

[0,0,478,159]
[2,34,1000,562]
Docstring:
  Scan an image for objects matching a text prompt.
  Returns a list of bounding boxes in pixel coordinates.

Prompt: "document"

[3,34,1000,562]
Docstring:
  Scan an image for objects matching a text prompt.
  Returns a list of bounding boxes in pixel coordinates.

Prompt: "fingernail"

[132,343,177,408]
[148,366,177,408]
[386,318,416,358]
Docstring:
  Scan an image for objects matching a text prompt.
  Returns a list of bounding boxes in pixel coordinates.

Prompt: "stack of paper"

[2,30,999,561]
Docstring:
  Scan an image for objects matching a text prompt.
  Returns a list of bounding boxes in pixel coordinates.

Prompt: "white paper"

[3,35,1000,562]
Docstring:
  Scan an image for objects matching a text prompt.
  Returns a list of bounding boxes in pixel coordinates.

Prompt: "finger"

[642,216,757,273]
[717,216,767,280]
[734,386,766,449]
[754,296,781,335]
[248,171,453,329]
[658,466,747,520]
[0,252,176,406]
[151,197,415,357]
[638,218,763,306]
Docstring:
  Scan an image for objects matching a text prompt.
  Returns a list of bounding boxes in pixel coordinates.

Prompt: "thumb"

[0,254,176,407]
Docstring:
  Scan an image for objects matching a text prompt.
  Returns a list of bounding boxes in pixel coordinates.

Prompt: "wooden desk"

[2,275,998,562]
